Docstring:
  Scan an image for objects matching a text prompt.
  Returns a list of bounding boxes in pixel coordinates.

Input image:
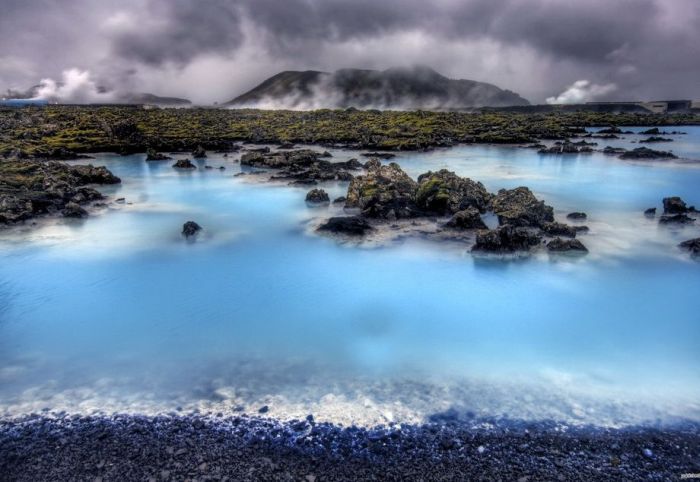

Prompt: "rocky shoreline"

[1,414,698,481]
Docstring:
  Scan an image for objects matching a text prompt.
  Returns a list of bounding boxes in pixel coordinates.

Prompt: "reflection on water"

[0,127,699,427]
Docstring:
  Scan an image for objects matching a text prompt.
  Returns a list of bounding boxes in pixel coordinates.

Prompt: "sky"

[1,0,699,105]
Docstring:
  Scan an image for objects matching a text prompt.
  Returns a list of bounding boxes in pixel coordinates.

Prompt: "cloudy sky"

[1,0,698,104]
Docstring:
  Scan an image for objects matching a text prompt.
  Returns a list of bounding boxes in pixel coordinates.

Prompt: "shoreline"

[2,413,698,480]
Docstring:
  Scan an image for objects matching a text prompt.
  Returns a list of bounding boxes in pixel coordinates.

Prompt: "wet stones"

[173,159,196,169]
[472,226,542,254]
[415,170,492,215]
[566,212,587,220]
[445,208,487,230]
[547,238,588,253]
[345,162,418,219]
[679,238,700,257]
[619,147,677,160]
[663,197,688,214]
[182,221,202,238]
[146,148,171,161]
[192,146,207,159]
[490,187,554,228]
[62,202,88,218]
[541,222,577,238]
[305,189,330,205]
[317,216,373,236]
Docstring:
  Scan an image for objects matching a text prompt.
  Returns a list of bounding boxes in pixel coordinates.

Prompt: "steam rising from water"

[546,79,618,105]
[32,68,115,103]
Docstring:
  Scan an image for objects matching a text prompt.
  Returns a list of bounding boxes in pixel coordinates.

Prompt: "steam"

[32,68,115,103]
[546,80,617,105]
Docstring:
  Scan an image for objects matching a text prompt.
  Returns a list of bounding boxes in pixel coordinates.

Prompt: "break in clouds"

[1,0,699,105]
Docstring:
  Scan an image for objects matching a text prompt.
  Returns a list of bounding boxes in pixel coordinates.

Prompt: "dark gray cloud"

[1,0,698,104]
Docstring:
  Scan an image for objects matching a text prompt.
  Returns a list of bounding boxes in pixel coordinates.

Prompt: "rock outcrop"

[317,216,373,236]
[663,197,688,214]
[472,226,542,254]
[679,238,700,257]
[445,208,487,230]
[345,162,418,219]
[415,170,492,215]
[0,160,120,225]
[490,187,554,228]
[619,147,677,160]
[241,149,358,184]
[173,159,196,169]
[305,188,330,204]
[146,148,171,161]
[547,238,588,253]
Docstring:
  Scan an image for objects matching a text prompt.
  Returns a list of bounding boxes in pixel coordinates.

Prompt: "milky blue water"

[0,127,699,426]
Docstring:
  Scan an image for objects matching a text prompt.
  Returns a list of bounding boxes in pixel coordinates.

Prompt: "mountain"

[226,66,529,109]
[3,86,190,106]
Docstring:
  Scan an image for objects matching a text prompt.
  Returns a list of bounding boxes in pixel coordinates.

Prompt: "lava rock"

[62,202,88,218]
[306,189,330,204]
[679,238,700,256]
[490,187,554,228]
[192,146,207,158]
[472,226,542,253]
[445,208,487,230]
[173,159,196,169]
[640,136,672,143]
[644,207,657,217]
[566,212,587,220]
[345,162,418,219]
[145,148,171,161]
[317,216,373,236]
[415,170,492,215]
[663,196,688,214]
[542,222,577,238]
[332,196,347,204]
[182,221,202,237]
[361,152,396,159]
[619,147,677,159]
[659,214,695,224]
[547,237,588,253]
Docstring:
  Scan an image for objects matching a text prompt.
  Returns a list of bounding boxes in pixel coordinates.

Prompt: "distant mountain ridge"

[3,85,190,106]
[226,66,530,109]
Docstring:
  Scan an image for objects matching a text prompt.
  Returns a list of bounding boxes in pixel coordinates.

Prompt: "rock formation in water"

[173,159,196,169]
[182,221,202,238]
[305,188,330,204]
[0,160,120,224]
[619,147,677,160]
[225,66,530,109]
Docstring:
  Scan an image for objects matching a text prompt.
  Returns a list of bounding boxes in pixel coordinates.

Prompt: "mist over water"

[1,128,699,427]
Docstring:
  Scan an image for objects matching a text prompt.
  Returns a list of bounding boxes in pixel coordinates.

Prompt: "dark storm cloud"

[1,0,698,103]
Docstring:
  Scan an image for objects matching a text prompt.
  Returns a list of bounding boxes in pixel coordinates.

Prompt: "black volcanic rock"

[226,66,530,109]
[547,237,588,253]
[619,147,677,160]
[541,222,577,238]
[663,196,688,214]
[62,202,88,218]
[173,159,196,169]
[182,221,202,237]
[415,170,492,215]
[345,162,419,219]
[146,148,171,161]
[318,216,373,236]
[566,212,587,220]
[644,207,656,217]
[445,208,487,230]
[659,213,695,224]
[472,226,541,253]
[192,146,207,158]
[679,238,700,257]
[640,136,673,143]
[490,187,554,228]
[305,188,330,204]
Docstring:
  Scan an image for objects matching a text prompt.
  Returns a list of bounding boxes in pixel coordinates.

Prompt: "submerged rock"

[445,208,487,230]
[619,147,677,160]
[173,159,196,169]
[146,148,171,161]
[415,170,492,215]
[566,212,587,220]
[472,226,541,253]
[361,152,396,159]
[547,238,588,253]
[0,160,120,225]
[317,216,373,236]
[679,238,700,257]
[332,196,346,204]
[644,207,657,217]
[663,196,688,214]
[242,149,357,183]
[182,221,202,237]
[192,146,207,158]
[345,162,418,219]
[62,202,88,218]
[541,222,577,238]
[306,189,330,204]
[490,187,554,228]
[640,136,673,143]
[659,214,695,224]
[602,146,627,156]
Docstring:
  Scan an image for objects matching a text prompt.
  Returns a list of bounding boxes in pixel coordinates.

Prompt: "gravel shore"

[1,414,699,481]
